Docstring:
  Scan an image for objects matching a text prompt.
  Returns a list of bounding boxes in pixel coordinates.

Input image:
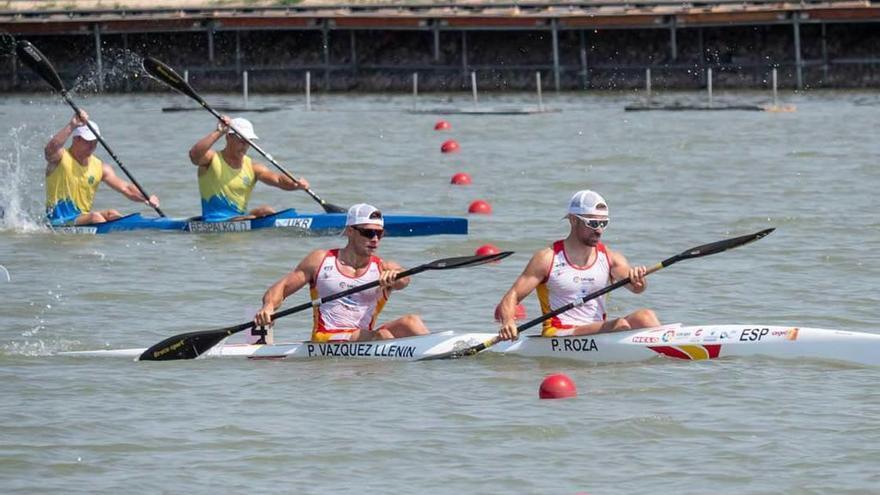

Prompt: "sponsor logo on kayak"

[275,218,313,229]
[769,328,799,341]
[188,221,251,232]
[550,337,599,352]
[703,330,719,343]
[306,342,416,358]
[662,330,675,342]
[632,336,660,344]
[54,226,98,235]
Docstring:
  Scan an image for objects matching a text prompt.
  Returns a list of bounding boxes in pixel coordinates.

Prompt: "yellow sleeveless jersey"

[45,149,103,225]
[198,152,256,222]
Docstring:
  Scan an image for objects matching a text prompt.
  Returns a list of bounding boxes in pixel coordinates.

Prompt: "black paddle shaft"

[138,251,514,361]
[15,41,165,217]
[142,57,346,214]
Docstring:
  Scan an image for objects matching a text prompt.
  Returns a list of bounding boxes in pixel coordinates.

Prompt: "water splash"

[0,125,47,232]
[0,31,15,58]
[72,48,146,94]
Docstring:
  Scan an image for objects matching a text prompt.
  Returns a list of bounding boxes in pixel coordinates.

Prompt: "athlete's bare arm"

[608,249,648,294]
[253,249,327,327]
[253,163,309,192]
[497,248,554,341]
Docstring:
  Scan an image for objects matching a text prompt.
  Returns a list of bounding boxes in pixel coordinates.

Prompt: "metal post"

[793,14,803,90]
[698,27,706,86]
[461,31,468,80]
[646,68,652,101]
[772,67,778,107]
[93,24,103,92]
[707,68,713,106]
[235,30,242,74]
[412,72,418,111]
[11,50,17,88]
[433,23,440,62]
[350,31,358,72]
[207,23,215,64]
[821,23,828,83]
[551,18,560,92]
[536,72,544,112]
[579,30,589,90]
[669,17,678,62]
[122,33,130,92]
[305,71,312,111]
[471,71,478,109]
[322,23,330,91]
[243,71,249,108]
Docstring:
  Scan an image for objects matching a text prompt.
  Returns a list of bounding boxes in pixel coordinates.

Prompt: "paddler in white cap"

[188,115,311,222]
[44,110,160,225]
[496,189,660,341]
[254,203,430,343]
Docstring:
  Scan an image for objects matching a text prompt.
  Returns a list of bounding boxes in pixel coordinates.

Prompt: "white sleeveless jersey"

[536,240,611,334]
[310,249,387,335]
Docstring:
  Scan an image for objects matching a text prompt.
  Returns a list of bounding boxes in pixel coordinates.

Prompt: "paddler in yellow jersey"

[44,110,160,225]
[188,116,310,222]
[253,203,430,343]
[496,189,661,341]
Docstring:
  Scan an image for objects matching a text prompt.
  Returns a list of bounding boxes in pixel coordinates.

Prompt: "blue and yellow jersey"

[198,152,256,222]
[45,149,103,225]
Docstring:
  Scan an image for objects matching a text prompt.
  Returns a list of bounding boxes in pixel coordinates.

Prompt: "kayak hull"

[500,324,880,366]
[59,325,880,366]
[50,209,468,236]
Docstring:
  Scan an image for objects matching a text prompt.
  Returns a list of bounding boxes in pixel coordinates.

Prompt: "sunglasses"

[576,216,609,230]
[352,226,385,240]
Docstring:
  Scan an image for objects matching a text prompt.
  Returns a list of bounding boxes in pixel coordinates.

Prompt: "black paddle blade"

[319,201,347,214]
[676,228,775,262]
[142,56,201,102]
[426,251,513,270]
[16,40,66,93]
[137,324,248,361]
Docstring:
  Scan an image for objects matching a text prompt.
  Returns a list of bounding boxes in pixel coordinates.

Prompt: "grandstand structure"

[1,1,878,91]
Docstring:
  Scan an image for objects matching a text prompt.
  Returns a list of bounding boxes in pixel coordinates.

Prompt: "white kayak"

[59,325,880,367]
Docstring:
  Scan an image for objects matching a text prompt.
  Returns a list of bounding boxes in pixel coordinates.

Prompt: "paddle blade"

[16,40,66,93]
[138,325,247,361]
[319,201,347,214]
[142,56,202,103]
[675,228,774,262]
[424,251,513,270]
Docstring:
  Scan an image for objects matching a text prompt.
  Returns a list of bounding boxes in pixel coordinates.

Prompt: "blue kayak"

[50,208,468,236]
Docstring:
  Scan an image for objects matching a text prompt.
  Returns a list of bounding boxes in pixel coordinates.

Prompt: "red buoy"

[474,244,499,257]
[494,303,527,322]
[468,200,492,214]
[440,139,460,153]
[539,374,577,400]
[450,172,472,185]
[434,120,451,131]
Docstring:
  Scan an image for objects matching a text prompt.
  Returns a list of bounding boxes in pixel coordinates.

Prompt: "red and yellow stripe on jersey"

[309,249,388,342]
[537,240,611,337]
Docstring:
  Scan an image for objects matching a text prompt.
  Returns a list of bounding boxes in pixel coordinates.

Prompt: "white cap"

[228,118,259,140]
[567,190,609,217]
[71,121,100,141]
[346,203,384,227]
